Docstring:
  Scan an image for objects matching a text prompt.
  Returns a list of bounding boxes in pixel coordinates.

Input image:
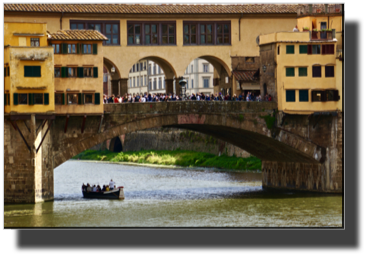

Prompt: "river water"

[4,161,342,227]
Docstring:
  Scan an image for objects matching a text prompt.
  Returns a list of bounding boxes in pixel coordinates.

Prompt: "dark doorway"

[110,137,123,152]
[263,83,267,96]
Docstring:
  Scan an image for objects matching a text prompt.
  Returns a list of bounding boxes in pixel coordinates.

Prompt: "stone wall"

[96,128,251,158]
[259,44,277,99]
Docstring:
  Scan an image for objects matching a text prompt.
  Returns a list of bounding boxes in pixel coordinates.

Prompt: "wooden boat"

[82,186,124,200]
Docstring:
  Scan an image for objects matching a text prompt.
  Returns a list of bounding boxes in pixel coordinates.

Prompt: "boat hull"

[82,188,124,200]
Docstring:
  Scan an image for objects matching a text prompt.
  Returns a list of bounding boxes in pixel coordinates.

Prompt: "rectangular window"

[55,93,63,105]
[299,45,308,54]
[312,66,322,77]
[83,44,92,54]
[30,38,40,47]
[183,21,229,45]
[325,66,335,77]
[161,23,175,45]
[286,45,295,54]
[312,45,321,54]
[322,44,335,55]
[286,67,295,77]
[203,64,209,73]
[67,93,78,104]
[52,44,60,54]
[54,67,61,77]
[286,90,295,102]
[298,67,307,77]
[83,67,92,77]
[128,21,176,45]
[24,66,41,77]
[71,20,120,45]
[203,78,209,88]
[68,67,77,77]
[34,93,43,105]
[84,94,93,104]
[68,44,76,54]
[19,94,28,105]
[299,90,309,102]
[312,91,324,102]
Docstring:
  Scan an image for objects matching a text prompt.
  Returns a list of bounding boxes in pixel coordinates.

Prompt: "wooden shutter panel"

[322,45,326,55]
[4,94,6,106]
[78,93,82,104]
[321,91,327,102]
[93,44,97,55]
[93,67,98,78]
[44,93,49,105]
[77,43,80,54]
[7,67,9,76]
[95,93,100,105]
[62,93,65,105]
[13,93,18,105]
[29,93,34,105]
[4,67,6,77]
[333,90,340,101]
[62,43,68,54]
[33,66,41,77]
[78,67,84,78]
[24,66,31,77]
[307,45,312,55]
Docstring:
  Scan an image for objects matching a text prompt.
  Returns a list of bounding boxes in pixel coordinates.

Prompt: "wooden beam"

[81,115,87,134]
[64,115,69,133]
[36,120,52,154]
[11,121,31,152]
[97,114,104,133]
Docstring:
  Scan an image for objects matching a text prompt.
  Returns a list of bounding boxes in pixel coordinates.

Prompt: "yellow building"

[48,30,106,114]
[259,29,342,115]
[4,22,54,114]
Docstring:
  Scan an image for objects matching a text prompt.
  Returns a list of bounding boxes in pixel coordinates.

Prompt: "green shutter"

[95,93,100,105]
[4,67,6,77]
[62,43,68,54]
[93,44,97,55]
[33,66,41,77]
[44,93,49,105]
[24,66,32,77]
[78,93,82,104]
[77,43,81,54]
[61,67,66,78]
[299,90,309,102]
[299,45,308,54]
[13,93,18,105]
[29,93,34,105]
[298,67,307,77]
[62,93,65,105]
[93,67,98,78]
[286,67,295,77]
[286,90,295,102]
[78,67,84,78]
[286,45,295,54]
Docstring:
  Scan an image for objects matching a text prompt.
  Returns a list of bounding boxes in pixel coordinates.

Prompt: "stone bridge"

[4,101,342,203]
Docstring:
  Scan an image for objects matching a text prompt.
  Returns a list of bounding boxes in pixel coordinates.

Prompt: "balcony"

[297,4,342,17]
[311,29,336,41]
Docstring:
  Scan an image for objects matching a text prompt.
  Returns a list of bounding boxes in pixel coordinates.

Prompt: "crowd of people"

[103,92,272,103]
[82,179,116,193]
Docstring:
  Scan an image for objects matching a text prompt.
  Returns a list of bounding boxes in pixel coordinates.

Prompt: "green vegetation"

[259,114,276,130]
[72,149,262,171]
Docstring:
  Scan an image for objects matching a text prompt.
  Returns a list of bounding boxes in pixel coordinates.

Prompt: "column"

[119,78,128,96]
[111,79,119,96]
[165,79,174,94]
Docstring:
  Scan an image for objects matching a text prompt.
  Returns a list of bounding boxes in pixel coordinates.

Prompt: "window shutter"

[286,45,294,54]
[7,67,9,76]
[299,90,309,102]
[333,90,339,101]
[62,93,65,105]
[78,93,82,104]
[82,93,85,104]
[321,91,327,102]
[307,45,312,55]
[24,66,31,77]
[78,67,84,78]
[286,90,295,102]
[93,67,98,78]
[62,43,68,54]
[4,94,6,106]
[299,67,307,76]
[33,66,41,77]
[286,67,295,77]
[299,45,308,54]
[29,93,34,105]
[95,93,100,105]
[44,93,49,105]
[13,93,18,105]
[77,43,81,54]
[4,67,6,77]
[93,44,97,55]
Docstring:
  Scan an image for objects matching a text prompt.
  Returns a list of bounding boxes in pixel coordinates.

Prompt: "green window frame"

[299,90,309,102]
[24,66,41,77]
[299,67,308,77]
[44,93,49,105]
[286,90,296,102]
[95,93,100,104]
[13,93,19,105]
[28,93,34,105]
[93,67,98,78]
[299,45,308,54]
[286,67,295,77]
[93,44,98,55]
[286,45,295,54]
[62,43,68,54]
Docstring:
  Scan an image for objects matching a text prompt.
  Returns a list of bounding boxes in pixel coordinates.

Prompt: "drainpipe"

[60,12,64,30]
[239,13,243,41]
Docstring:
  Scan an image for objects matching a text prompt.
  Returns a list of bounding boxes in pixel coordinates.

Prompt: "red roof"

[233,70,259,81]
[4,4,300,14]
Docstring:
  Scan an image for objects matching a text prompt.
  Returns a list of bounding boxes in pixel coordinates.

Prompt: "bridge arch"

[52,103,324,169]
[103,57,121,80]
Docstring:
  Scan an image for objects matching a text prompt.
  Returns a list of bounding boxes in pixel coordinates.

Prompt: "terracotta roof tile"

[4,4,301,14]
[47,29,108,41]
[233,70,259,81]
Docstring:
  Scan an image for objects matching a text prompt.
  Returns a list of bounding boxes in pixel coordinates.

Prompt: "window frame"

[67,93,78,105]
[67,67,77,78]
[203,63,209,73]
[312,66,322,78]
[34,93,44,105]
[299,45,308,54]
[325,66,335,77]
[203,77,210,88]
[299,90,309,102]
[24,66,41,78]
[298,67,308,77]
[183,21,231,46]
[286,90,296,102]
[286,67,295,77]
[127,21,176,46]
[286,45,295,54]
[30,38,40,47]
[55,93,64,105]
[19,93,28,105]
[54,67,61,78]
[70,20,120,46]
[82,44,92,54]
[52,44,60,54]
[67,44,76,54]
[83,67,93,78]
[84,93,94,104]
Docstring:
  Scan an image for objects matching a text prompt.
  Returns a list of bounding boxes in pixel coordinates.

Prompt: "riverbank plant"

[72,149,262,171]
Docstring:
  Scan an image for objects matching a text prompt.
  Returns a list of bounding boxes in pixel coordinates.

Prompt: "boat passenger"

[102,185,106,191]
[109,179,115,190]
[97,185,101,192]
[82,183,86,192]
[106,186,110,191]
[92,185,97,192]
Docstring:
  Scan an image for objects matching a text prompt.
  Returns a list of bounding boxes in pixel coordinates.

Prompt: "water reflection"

[4,161,342,227]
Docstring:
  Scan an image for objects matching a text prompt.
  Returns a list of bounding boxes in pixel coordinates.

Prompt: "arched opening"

[109,136,123,153]
[103,57,121,96]
[126,56,177,99]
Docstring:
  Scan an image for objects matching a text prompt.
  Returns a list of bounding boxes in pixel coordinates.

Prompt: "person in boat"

[92,185,97,192]
[102,185,106,191]
[97,185,101,192]
[106,185,110,191]
[109,179,115,190]
[82,183,86,192]
[86,183,92,192]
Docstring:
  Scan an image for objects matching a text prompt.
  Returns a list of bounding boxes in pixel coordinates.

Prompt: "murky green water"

[4,161,342,227]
